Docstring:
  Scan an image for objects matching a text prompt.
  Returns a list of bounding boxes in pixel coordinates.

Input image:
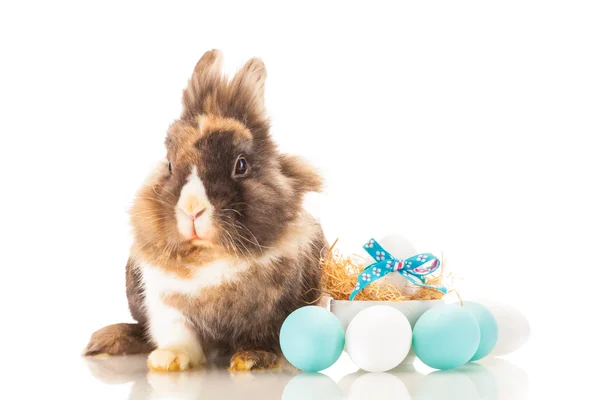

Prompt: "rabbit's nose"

[178,205,206,220]
[191,209,206,220]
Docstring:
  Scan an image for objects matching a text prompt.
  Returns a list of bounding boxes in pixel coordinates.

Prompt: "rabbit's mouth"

[190,233,204,242]
[190,235,213,246]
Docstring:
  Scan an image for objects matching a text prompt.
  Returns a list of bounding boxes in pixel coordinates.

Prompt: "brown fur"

[125,258,148,324]
[83,323,154,356]
[229,350,280,371]
[84,50,327,369]
[161,222,325,359]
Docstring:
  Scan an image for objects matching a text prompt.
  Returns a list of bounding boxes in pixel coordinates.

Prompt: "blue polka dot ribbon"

[350,238,448,300]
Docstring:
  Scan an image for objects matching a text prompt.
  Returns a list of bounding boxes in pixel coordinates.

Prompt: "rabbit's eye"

[233,155,249,178]
[168,161,172,174]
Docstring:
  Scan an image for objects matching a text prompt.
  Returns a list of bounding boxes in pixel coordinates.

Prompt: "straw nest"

[319,239,449,301]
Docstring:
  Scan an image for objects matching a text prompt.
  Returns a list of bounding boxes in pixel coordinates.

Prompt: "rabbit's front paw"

[147,349,195,372]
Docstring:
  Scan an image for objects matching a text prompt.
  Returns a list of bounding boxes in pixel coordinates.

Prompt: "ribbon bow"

[350,238,447,300]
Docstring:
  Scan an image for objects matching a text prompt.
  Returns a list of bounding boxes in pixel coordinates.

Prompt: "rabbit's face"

[130,50,322,262]
[163,115,282,256]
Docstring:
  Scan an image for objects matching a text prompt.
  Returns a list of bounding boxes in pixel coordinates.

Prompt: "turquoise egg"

[280,306,345,372]
[462,301,499,361]
[413,305,480,370]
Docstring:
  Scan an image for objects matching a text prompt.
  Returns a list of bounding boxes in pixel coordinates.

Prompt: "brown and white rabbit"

[83,49,327,371]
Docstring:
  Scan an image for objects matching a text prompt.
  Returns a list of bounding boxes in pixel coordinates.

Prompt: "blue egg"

[462,301,499,361]
[280,306,345,372]
[413,305,480,370]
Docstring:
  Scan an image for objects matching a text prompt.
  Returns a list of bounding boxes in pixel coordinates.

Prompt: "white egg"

[345,305,412,372]
[377,234,419,260]
[362,234,419,293]
[478,300,531,356]
[375,270,410,292]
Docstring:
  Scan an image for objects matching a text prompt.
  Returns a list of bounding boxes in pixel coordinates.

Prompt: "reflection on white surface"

[414,368,484,400]
[348,372,411,400]
[84,355,528,400]
[282,373,343,400]
[478,357,529,400]
[388,365,428,397]
[84,355,297,400]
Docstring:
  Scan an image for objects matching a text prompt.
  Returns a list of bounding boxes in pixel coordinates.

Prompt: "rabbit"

[83,49,327,372]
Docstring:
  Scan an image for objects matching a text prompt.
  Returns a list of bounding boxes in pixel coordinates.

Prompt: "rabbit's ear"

[181,49,224,120]
[229,57,267,117]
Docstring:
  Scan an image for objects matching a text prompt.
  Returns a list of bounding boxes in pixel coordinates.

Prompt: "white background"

[1,1,599,398]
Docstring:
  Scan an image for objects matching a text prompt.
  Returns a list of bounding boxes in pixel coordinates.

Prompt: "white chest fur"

[140,258,249,351]
[141,258,247,297]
